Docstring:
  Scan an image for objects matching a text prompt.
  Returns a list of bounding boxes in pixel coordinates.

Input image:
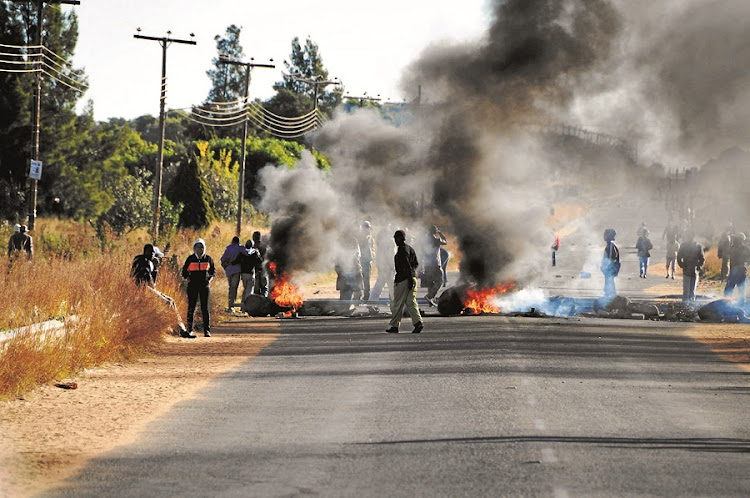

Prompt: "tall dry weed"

[0,217,268,398]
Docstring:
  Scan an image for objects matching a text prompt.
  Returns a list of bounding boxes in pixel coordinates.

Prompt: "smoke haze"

[259,0,750,291]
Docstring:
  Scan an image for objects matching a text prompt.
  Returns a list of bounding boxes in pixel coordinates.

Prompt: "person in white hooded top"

[181,239,216,338]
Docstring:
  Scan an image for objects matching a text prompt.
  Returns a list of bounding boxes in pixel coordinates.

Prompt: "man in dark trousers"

[251,231,268,296]
[386,230,423,334]
[676,231,704,303]
[181,238,216,338]
[600,228,620,299]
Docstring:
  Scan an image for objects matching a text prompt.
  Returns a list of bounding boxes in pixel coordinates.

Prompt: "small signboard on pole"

[29,160,42,180]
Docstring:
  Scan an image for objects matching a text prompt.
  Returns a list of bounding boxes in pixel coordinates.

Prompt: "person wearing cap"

[386,230,423,334]
[676,231,704,302]
[181,239,216,338]
[724,232,750,307]
[7,223,32,260]
[600,228,620,299]
[357,221,375,300]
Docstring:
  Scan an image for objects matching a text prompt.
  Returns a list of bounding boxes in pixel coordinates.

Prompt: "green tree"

[266,36,342,120]
[167,148,218,229]
[205,24,245,103]
[0,1,88,219]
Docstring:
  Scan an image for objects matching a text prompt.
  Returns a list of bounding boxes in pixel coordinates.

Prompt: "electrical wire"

[41,69,87,92]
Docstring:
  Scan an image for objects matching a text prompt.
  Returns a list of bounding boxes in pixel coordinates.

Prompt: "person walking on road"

[723,232,750,307]
[357,221,375,300]
[600,228,620,300]
[181,239,215,338]
[220,236,244,312]
[665,233,679,279]
[386,230,423,334]
[636,228,653,278]
[676,231,704,303]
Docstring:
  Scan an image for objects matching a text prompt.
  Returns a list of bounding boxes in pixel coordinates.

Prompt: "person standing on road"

[665,233,679,279]
[251,231,268,296]
[181,239,216,338]
[676,231,704,303]
[600,228,620,299]
[239,240,260,301]
[220,236,244,312]
[369,225,395,301]
[636,228,653,278]
[723,233,750,307]
[717,224,734,281]
[335,235,364,301]
[357,221,375,300]
[421,225,447,307]
[386,230,423,334]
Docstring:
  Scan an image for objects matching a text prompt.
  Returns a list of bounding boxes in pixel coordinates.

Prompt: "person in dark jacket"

[239,240,260,301]
[386,230,423,334]
[636,229,653,278]
[220,236,244,312]
[600,228,620,299]
[723,232,750,307]
[251,231,268,296]
[676,231,704,302]
[335,235,364,301]
[131,244,159,287]
[8,223,32,260]
[181,238,215,338]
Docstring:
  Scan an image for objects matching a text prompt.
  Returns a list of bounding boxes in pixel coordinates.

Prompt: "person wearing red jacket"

[181,238,216,338]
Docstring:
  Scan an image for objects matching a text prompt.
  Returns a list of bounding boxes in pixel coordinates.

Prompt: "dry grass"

[702,246,722,280]
[0,218,268,399]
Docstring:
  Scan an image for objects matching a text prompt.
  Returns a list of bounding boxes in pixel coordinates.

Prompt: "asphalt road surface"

[50,315,750,497]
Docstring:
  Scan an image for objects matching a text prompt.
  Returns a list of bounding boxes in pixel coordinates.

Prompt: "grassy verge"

[0,218,264,399]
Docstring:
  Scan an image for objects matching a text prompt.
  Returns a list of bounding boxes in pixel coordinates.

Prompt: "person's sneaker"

[643,275,647,279]
[671,275,675,279]
[204,331,211,338]
[412,322,423,334]
[385,327,399,333]
[666,274,669,279]
[181,330,197,339]
[225,307,235,313]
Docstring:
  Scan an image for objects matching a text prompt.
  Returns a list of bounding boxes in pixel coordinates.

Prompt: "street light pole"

[216,57,275,236]
[134,30,196,242]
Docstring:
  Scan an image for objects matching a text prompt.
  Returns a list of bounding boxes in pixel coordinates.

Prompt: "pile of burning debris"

[239,271,749,324]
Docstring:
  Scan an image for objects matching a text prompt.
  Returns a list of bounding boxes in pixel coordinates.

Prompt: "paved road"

[51,315,750,497]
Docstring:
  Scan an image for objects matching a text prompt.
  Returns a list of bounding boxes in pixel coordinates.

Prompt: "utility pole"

[216,56,275,236]
[293,75,340,113]
[292,75,340,154]
[134,29,196,242]
[11,0,81,230]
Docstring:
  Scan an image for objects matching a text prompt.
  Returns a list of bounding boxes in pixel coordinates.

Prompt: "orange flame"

[269,262,304,311]
[463,282,515,314]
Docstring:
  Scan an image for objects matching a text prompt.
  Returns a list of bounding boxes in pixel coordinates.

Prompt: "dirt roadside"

[0,305,748,497]
[0,319,279,497]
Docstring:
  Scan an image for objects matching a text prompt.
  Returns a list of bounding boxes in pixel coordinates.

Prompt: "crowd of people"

[598,220,750,307]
